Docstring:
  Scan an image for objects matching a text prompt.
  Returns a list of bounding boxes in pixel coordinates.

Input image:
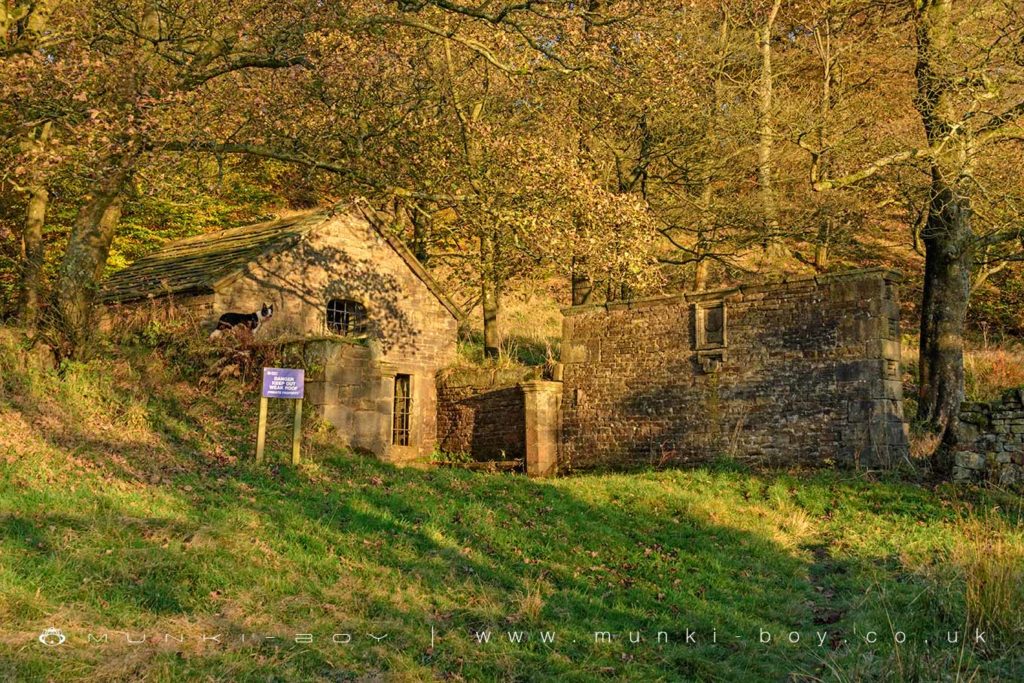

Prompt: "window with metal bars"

[326,299,367,336]
[392,374,412,446]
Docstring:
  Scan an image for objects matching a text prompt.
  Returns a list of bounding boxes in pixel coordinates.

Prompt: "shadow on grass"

[0,338,1008,681]
[1,443,854,681]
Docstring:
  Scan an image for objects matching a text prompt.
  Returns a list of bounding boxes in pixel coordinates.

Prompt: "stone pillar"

[522,380,562,478]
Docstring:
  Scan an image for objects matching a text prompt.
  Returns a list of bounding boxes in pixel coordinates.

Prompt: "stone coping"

[960,388,1024,414]
[437,365,543,388]
[562,267,903,317]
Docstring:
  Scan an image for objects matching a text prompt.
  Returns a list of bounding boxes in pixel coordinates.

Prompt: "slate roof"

[101,201,463,320]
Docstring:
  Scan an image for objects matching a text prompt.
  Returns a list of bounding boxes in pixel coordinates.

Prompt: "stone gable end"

[215,213,458,367]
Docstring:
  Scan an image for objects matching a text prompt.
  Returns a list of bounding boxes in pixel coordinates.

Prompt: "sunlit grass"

[1,328,1023,681]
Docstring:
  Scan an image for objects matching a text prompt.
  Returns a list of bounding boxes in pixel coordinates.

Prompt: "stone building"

[558,269,909,470]
[102,200,461,462]
[948,392,1024,488]
[104,209,908,475]
[437,268,910,473]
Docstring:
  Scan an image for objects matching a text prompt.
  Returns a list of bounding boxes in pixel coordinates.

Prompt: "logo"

[38,627,66,647]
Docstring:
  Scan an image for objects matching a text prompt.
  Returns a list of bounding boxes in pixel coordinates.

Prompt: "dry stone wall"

[951,392,1024,488]
[559,269,909,471]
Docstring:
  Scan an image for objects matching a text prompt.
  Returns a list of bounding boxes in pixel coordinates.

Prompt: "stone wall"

[435,368,538,460]
[559,268,909,471]
[950,391,1024,488]
[212,213,458,462]
[300,338,391,457]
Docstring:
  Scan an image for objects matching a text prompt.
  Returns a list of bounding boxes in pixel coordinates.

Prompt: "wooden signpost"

[256,367,305,465]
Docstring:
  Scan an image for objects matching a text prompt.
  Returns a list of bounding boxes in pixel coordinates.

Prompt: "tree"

[0,0,53,59]
[11,121,50,325]
[157,1,662,355]
[811,0,1024,458]
[2,0,60,325]
[3,0,316,352]
[754,0,788,264]
[634,2,758,289]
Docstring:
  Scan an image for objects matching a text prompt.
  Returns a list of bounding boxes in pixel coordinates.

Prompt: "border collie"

[209,303,274,339]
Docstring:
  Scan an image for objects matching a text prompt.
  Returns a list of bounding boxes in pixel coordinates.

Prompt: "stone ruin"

[950,391,1024,488]
[440,268,911,474]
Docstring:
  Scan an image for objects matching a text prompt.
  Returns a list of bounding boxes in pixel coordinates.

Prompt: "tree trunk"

[481,278,500,358]
[410,207,430,263]
[756,0,786,263]
[690,14,729,293]
[55,164,131,357]
[569,0,600,309]
[814,218,831,270]
[15,121,52,327]
[693,176,715,290]
[911,0,974,464]
[693,259,709,291]
[18,182,48,327]
[917,172,972,466]
[480,233,501,358]
[571,256,593,305]
[812,18,836,273]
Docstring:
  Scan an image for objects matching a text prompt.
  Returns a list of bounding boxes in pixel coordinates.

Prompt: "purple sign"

[262,368,305,399]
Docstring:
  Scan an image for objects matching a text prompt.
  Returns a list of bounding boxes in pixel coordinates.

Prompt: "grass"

[454,332,555,371]
[902,336,1024,460]
[1,328,1023,681]
[902,336,1024,405]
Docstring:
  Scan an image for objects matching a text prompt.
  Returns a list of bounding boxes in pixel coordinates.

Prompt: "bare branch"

[156,140,478,203]
[180,55,310,89]
[813,148,932,191]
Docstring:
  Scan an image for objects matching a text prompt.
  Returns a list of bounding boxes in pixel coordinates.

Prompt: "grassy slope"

[1,330,1023,682]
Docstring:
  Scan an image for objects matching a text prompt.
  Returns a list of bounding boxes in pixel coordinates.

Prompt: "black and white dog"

[209,303,274,339]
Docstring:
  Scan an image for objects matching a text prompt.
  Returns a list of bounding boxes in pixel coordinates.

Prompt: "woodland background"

[2,5,1024,679]
[3,0,1024,459]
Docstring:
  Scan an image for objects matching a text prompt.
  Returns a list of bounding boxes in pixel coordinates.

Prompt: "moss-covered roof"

[101,201,464,321]
[102,211,330,304]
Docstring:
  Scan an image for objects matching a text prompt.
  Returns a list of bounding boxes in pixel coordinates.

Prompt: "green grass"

[1,329,1023,681]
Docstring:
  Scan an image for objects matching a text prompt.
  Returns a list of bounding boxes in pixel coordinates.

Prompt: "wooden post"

[291,398,303,465]
[255,396,269,463]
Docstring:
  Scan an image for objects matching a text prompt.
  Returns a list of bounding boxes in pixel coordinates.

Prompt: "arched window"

[326,299,367,336]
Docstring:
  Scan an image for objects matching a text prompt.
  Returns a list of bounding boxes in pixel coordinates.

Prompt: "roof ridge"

[100,203,463,322]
